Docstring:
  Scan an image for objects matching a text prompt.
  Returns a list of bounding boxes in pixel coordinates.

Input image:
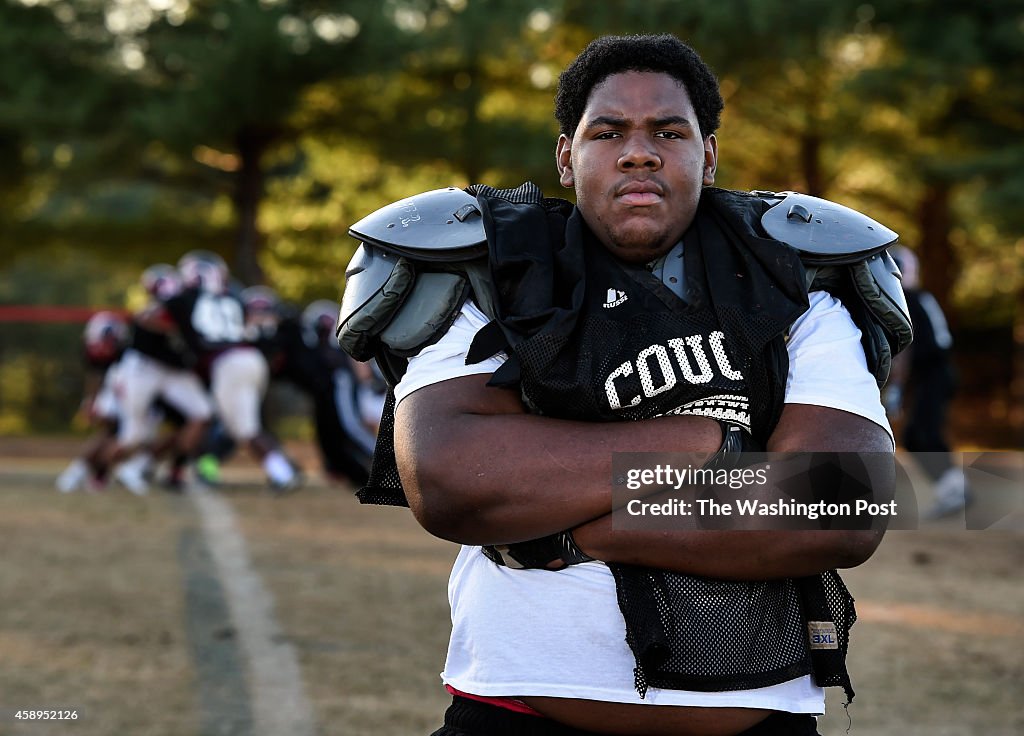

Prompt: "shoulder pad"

[348,187,487,263]
[336,244,409,360]
[338,244,401,330]
[757,191,898,265]
[337,241,479,365]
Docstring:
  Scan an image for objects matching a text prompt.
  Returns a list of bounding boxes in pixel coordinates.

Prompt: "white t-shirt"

[395,291,891,712]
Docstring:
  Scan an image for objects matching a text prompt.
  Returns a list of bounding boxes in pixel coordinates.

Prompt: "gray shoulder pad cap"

[758,191,898,265]
[339,243,401,327]
[336,244,410,361]
[348,187,487,263]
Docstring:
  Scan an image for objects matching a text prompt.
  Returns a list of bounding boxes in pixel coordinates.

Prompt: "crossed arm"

[394,373,893,581]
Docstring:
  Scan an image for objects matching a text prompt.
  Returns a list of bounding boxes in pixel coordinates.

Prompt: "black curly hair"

[554,34,724,139]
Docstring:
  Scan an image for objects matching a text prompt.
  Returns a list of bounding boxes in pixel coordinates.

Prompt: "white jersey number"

[191,294,245,343]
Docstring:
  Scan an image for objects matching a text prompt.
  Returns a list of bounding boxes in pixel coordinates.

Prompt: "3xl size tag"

[808,621,839,650]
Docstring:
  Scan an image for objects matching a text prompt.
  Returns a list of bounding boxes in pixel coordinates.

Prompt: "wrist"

[568,518,607,563]
[558,529,594,565]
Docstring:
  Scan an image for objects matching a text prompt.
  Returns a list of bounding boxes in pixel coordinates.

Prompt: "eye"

[655,130,684,139]
[594,131,621,140]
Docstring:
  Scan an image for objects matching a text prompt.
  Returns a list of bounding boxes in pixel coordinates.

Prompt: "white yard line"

[190,485,317,736]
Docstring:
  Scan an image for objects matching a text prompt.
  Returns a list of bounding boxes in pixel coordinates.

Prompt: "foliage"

[850,0,1024,320]
[0,0,125,212]
[126,0,403,283]
[1,0,1022,431]
[260,138,469,304]
[294,0,568,193]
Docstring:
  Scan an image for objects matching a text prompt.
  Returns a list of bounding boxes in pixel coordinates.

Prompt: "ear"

[556,134,574,188]
[702,134,718,186]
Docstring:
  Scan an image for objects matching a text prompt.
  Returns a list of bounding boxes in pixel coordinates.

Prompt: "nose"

[617,133,661,171]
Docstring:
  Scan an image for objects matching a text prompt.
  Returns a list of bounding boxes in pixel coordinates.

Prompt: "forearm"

[572,516,883,579]
[395,376,722,545]
[572,405,895,579]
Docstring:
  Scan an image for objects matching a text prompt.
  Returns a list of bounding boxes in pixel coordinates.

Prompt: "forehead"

[579,71,697,127]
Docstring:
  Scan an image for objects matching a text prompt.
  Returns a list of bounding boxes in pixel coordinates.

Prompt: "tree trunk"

[459,54,484,185]
[799,131,824,197]
[233,128,268,286]
[916,180,956,320]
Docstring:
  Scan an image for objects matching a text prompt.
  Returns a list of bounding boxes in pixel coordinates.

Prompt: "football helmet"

[240,285,280,314]
[178,250,229,294]
[888,245,919,289]
[241,285,281,333]
[301,299,340,347]
[83,310,129,363]
[141,263,183,299]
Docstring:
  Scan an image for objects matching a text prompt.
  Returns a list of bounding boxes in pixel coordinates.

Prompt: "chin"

[607,229,673,263]
[609,247,660,264]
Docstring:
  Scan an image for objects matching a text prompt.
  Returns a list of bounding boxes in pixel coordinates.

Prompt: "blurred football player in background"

[56,311,131,492]
[97,265,214,494]
[886,246,970,518]
[298,300,380,487]
[159,251,302,492]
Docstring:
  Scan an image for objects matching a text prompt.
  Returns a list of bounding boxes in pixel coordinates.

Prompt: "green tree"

[863,0,1024,440]
[0,0,125,218]
[856,0,1024,314]
[131,0,395,284]
[315,0,567,192]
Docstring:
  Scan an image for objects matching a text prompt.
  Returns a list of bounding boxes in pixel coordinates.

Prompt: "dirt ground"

[0,438,1021,736]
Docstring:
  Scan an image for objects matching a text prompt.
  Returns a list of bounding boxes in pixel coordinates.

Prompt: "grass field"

[1,439,1022,735]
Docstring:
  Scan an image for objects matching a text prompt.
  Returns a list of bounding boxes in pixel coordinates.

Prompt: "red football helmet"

[83,311,129,363]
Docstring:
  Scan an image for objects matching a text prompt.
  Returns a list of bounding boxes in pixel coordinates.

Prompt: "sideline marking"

[190,485,317,736]
[179,527,253,734]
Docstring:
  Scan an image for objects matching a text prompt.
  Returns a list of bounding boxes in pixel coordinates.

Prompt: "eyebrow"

[583,114,694,131]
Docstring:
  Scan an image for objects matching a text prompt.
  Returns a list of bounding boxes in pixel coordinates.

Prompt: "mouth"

[615,180,664,207]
